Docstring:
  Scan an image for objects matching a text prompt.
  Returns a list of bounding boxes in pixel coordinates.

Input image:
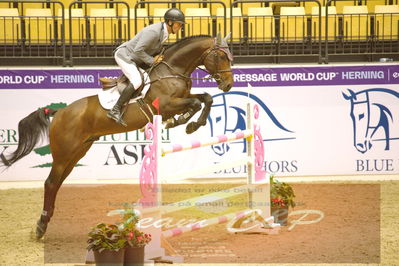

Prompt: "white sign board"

[0,65,398,181]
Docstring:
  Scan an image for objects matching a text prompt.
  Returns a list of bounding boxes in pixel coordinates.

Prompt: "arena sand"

[0,180,398,266]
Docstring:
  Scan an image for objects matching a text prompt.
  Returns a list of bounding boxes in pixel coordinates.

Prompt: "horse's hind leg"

[36,141,93,239]
[36,161,68,239]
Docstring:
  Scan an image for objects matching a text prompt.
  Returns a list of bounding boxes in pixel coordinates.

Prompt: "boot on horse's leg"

[36,208,53,239]
[107,83,135,127]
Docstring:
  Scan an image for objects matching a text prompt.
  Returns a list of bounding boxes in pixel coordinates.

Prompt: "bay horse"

[1,34,234,239]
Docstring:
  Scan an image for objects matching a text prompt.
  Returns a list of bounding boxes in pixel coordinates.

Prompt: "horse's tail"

[0,108,57,167]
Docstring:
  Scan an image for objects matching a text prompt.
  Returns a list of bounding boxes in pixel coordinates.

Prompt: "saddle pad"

[98,69,151,110]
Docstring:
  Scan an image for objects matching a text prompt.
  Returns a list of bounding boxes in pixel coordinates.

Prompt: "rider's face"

[170,22,183,34]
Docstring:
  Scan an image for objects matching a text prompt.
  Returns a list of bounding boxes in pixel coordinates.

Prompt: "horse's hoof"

[186,122,197,134]
[35,220,47,240]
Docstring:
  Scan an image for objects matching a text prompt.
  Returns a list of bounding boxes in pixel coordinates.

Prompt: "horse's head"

[344,88,398,153]
[202,33,234,92]
[343,89,371,153]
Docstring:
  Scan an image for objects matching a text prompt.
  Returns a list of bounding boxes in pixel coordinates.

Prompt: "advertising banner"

[1,64,398,181]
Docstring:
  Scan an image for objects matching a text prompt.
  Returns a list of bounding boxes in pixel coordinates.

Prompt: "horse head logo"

[207,96,247,156]
[342,88,399,153]
[207,91,295,156]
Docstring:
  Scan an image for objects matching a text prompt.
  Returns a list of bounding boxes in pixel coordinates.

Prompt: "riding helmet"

[164,8,186,24]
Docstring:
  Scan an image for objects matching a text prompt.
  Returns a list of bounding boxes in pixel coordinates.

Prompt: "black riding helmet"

[164,8,186,24]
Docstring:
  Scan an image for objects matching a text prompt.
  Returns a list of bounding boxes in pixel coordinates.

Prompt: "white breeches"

[114,49,142,89]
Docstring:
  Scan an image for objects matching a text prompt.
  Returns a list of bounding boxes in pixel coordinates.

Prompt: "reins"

[145,39,233,85]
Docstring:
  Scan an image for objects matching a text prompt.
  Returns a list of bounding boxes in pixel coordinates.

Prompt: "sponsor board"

[0,64,398,181]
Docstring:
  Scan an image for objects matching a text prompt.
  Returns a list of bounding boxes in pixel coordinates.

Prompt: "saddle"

[99,70,146,95]
[99,74,129,93]
[99,76,124,90]
[97,69,152,111]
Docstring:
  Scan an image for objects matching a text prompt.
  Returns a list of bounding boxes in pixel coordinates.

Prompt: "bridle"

[197,41,233,83]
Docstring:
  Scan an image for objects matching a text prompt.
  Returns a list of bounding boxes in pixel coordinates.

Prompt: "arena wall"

[0,63,398,181]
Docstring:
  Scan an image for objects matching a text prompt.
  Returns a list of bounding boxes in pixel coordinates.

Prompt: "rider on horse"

[107,8,186,126]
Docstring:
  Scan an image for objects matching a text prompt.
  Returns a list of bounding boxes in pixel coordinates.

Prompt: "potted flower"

[119,209,151,266]
[123,229,151,266]
[87,223,126,266]
[270,175,296,226]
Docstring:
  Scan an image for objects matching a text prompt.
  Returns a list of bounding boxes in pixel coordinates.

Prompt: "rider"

[107,8,186,126]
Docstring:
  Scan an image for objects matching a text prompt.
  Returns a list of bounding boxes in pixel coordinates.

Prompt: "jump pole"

[162,209,275,239]
[136,103,278,262]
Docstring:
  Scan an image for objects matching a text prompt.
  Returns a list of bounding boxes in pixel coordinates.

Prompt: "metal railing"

[134,1,227,38]
[0,0,66,65]
[231,0,323,63]
[0,0,398,65]
[66,0,130,66]
[325,0,399,63]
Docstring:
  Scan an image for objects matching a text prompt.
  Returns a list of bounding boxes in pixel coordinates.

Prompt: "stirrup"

[107,110,127,127]
[116,117,127,127]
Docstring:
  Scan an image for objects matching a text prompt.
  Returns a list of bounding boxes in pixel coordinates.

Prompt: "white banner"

[1,65,398,181]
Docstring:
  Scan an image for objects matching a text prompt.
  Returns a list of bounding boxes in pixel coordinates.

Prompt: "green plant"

[270,175,296,208]
[87,208,152,252]
[87,223,126,252]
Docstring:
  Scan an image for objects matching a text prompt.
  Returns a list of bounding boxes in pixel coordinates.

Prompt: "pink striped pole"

[161,129,253,156]
[162,209,255,238]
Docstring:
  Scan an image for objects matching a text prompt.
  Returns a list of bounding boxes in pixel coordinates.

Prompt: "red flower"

[128,232,134,241]
[272,198,287,207]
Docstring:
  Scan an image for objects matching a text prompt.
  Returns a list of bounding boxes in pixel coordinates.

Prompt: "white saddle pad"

[98,69,151,110]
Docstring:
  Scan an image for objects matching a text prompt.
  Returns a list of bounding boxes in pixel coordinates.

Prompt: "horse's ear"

[224,32,231,43]
[216,33,222,45]
[342,91,351,100]
[342,89,357,100]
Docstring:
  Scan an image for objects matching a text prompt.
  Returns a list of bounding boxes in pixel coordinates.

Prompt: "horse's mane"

[165,35,212,52]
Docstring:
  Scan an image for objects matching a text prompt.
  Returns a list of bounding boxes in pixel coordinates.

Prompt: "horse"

[0,33,234,239]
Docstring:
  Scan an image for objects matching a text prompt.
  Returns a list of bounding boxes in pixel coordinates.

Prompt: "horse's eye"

[358,113,364,120]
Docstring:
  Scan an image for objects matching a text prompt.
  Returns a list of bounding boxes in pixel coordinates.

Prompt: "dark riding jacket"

[116,22,166,67]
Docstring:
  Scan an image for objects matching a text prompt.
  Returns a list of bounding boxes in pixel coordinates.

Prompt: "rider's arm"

[132,30,159,66]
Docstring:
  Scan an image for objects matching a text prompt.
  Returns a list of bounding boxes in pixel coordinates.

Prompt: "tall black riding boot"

[107,83,135,126]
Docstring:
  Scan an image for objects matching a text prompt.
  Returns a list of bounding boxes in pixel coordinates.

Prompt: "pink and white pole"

[162,209,260,238]
[137,103,276,261]
[161,129,253,156]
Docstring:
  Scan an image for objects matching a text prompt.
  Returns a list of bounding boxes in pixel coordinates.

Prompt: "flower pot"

[93,249,125,266]
[124,246,145,266]
[271,206,289,226]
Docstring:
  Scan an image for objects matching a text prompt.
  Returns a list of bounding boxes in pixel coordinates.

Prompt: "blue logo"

[208,91,295,156]
[343,88,399,153]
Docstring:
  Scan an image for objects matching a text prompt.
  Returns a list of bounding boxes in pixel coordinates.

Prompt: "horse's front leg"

[185,93,213,134]
[162,97,203,130]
